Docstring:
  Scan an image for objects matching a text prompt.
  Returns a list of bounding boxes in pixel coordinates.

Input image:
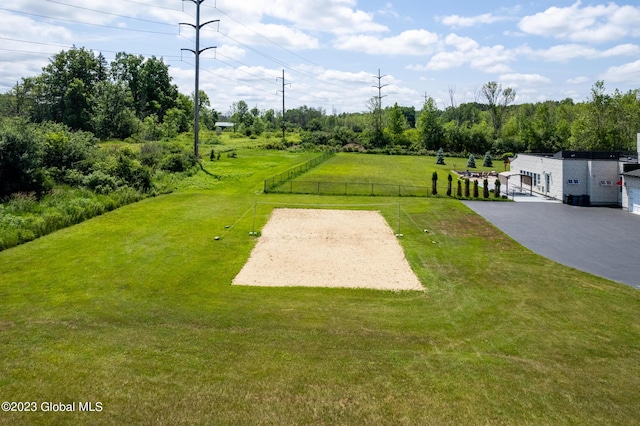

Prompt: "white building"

[508,140,640,211]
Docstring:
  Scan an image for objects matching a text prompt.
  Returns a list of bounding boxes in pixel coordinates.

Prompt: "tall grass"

[0,188,144,250]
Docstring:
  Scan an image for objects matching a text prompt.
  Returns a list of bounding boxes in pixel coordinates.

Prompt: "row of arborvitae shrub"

[431,173,504,199]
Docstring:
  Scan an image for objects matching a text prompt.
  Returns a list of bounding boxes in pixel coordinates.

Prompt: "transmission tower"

[180,0,219,158]
[371,69,388,145]
[276,70,290,139]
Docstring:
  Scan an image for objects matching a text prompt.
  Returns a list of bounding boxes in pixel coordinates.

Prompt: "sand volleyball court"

[232,208,423,290]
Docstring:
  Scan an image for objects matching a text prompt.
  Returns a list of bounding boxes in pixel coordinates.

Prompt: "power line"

[0,36,180,59]
[198,8,357,94]
[45,0,177,26]
[121,0,184,11]
[209,5,324,69]
[0,7,177,35]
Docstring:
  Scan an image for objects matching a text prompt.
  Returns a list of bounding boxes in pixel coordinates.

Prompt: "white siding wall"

[510,154,564,200]
[511,154,622,205]
[587,161,620,205]
[543,158,564,200]
[562,159,589,198]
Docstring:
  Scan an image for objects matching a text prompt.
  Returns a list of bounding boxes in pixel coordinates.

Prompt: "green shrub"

[83,171,119,194]
[139,142,163,168]
[160,153,194,173]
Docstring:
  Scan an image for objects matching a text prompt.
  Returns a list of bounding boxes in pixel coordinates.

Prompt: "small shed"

[214,122,235,131]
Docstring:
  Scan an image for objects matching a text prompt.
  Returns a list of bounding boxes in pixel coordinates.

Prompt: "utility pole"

[180,0,218,158]
[276,69,290,139]
[371,69,388,146]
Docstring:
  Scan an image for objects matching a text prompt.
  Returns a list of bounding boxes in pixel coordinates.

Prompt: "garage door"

[629,187,640,215]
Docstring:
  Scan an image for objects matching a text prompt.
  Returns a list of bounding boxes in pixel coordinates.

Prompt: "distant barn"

[214,122,235,131]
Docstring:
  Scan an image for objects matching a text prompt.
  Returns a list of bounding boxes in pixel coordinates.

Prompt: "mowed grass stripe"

[1,149,639,424]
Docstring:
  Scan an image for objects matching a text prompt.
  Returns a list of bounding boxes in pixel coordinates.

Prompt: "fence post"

[318,181,320,195]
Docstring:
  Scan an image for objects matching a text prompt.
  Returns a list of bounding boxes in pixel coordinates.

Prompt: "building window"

[599,180,613,186]
[568,179,580,185]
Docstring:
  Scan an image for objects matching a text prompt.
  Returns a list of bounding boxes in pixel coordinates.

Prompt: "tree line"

[2,47,640,157]
[0,47,219,141]
[223,83,640,156]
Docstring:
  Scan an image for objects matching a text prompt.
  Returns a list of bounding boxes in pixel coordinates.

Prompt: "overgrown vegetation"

[0,117,201,250]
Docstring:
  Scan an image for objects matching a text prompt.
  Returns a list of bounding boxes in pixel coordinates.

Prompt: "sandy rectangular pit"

[232,208,423,290]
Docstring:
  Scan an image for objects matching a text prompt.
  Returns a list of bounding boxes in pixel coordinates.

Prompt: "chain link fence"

[268,180,435,197]
[263,152,334,193]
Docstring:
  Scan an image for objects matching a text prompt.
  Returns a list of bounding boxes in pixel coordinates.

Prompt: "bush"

[83,171,119,194]
[160,153,195,173]
[139,142,163,168]
[301,131,330,146]
[0,122,47,198]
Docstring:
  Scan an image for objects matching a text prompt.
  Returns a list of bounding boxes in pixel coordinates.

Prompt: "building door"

[630,187,640,215]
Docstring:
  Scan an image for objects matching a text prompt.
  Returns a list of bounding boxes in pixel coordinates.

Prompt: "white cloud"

[420,43,512,74]
[377,3,399,19]
[334,29,439,55]
[499,73,551,86]
[601,59,640,84]
[229,23,321,50]
[261,0,388,35]
[521,43,640,62]
[518,1,640,43]
[215,45,246,62]
[567,76,589,84]
[444,34,479,52]
[439,13,507,28]
[316,69,373,84]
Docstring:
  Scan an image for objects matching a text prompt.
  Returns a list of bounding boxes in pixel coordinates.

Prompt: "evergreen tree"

[431,171,438,195]
[436,147,445,165]
[483,151,492,167]
[447,173,452,196]
[467,153,476,168]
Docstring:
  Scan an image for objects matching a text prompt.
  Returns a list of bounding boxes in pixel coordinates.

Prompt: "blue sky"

[1,0,640,114]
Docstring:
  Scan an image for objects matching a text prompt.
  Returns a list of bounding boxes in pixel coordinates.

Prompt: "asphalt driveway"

[462,201,640,289]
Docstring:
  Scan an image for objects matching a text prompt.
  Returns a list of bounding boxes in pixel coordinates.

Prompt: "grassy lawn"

[279,153,502,196]
[1,146,639,425]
